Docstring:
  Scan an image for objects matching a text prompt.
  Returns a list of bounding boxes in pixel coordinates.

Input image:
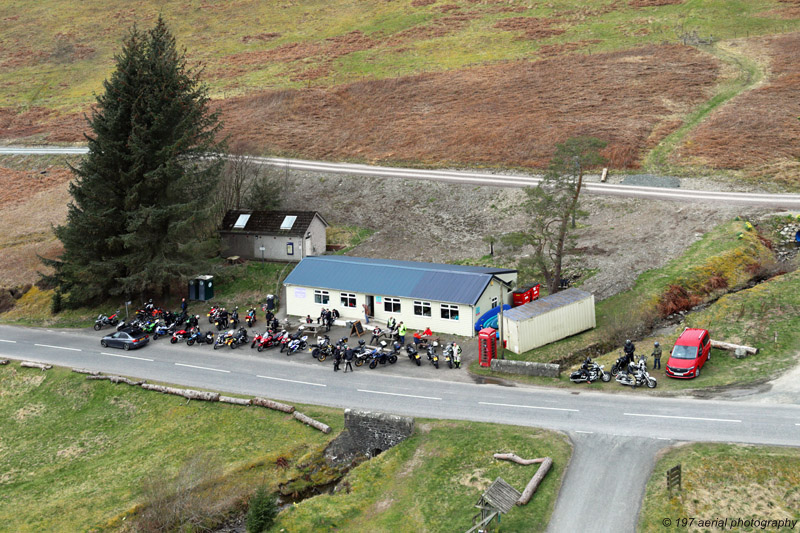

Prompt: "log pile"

[252,397,295,413]
[72,368,101,376]
[220,395,252,406]
[21,361,52,371]
[87,375,145,386]
[293,411,332,434]
[494,452,553,506]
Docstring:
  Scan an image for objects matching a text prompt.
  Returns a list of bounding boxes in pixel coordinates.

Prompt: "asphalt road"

[3,146,800,208]
[2,325,799,531]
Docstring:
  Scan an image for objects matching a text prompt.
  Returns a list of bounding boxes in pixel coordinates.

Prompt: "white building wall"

[284,285,475,337]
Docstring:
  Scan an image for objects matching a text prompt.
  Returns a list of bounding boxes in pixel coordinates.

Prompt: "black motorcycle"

[229,327,249,349]
[611,352,635,376]
[570,357,611,383]
[426,341,440,369]
[405,343,422,366]
[186,329,213,346]
[368,347,398,369]
[312,335,334,361]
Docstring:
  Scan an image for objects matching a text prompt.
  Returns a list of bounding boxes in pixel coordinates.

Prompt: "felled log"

[21,361,52,371]
[72,368,101,376]
[140,383,220,402]
[517,457,553,505]
[252,396,295,413]
[494,453,547,466]
[710,339,758,355]
[293,411,331,434]
[0,359,9,365]
[87,375,144,386]
[220,395,252,406]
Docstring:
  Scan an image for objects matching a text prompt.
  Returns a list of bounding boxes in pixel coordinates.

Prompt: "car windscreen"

[671,345,698,359]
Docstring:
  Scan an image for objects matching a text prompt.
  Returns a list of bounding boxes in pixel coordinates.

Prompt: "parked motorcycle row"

[570,353,657,389]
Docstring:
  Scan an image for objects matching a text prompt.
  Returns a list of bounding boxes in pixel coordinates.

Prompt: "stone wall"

[491,359,561,378]
[324,409,414,465]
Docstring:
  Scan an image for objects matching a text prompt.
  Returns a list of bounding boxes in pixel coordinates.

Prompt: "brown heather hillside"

[218,44,718,169]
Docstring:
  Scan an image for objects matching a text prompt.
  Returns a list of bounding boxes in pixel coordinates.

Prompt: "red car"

[666,328,710,379]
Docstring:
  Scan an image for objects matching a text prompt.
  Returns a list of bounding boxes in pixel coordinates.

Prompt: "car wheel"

[695,368,700,378]
[123,343,130,351]
[101,340,107,348]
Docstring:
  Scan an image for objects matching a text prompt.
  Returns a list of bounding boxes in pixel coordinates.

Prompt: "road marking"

[175,363,230,373]
[257,375,326,387]
[624,413,741,423]
[35,343,81,351]
[358,389,441,400]
[102,352,153,362]
[479,401,579,412]
[575,430,594,434]
[0,339,17,343]
[657,437,672,441]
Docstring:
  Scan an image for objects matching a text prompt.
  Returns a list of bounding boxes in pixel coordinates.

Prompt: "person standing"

[397,322,407,345]
[344,348,354,373]
[180,297,187,313]
[453,342,462,369]
[652,341,662,370]
[333,347,341,372]
[386,316,396,334]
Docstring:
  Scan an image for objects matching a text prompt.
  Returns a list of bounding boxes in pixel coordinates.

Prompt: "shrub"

[246,486,278,533]
[50,291,63,315]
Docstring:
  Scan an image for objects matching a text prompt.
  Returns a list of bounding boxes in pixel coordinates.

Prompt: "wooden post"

[667,464,681,492]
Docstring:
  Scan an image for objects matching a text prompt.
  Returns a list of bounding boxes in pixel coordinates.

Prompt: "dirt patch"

[56,445,85,459]
[219,44,719,169]
[493,16,566,40]
[456,468,491,490]
[629,0,684,7]
[0,166,72,208]
[537,39,601,58]
[14,403,45,420]
[679,33,800,183]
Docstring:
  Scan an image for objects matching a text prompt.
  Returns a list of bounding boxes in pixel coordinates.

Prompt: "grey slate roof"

[479,478,521,514]
[220,210,328,237]
[283,256,516,306]
[504,288,593,322]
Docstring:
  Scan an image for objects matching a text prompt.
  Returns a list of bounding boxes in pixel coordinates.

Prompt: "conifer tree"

[43,16,224,306]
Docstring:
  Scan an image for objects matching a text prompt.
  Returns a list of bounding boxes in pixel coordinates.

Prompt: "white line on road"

[624,413,741,423]
[102,352,153,362]
[35,343,81,351]
[657,437,672,441]
[257,375,326,387]
[175,363,230,373]
[358,389,441,400]
[0,339,17,343]
[575,430,594,434]
[480,401,579,412]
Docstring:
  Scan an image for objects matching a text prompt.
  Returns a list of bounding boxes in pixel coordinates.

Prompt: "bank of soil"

[279,169,768,300]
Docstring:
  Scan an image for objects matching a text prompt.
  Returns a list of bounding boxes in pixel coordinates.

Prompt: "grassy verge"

[272,420,571,532]
[327,224,375,255]
[511,219,772,365]
[638,443,800,532]
[0,364,343,532]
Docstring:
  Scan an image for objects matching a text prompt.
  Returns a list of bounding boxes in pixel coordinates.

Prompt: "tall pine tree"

[43,17,224,306]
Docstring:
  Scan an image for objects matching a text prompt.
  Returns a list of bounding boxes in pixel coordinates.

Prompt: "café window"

[341,293,356,308]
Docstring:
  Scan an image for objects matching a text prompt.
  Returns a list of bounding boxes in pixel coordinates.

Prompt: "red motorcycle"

[257,330,285,352]
[245,308,257,328]
[170,328,191,344]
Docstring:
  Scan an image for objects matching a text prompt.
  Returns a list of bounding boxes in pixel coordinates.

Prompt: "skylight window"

[280,215,297,230]
[233,214,250,229]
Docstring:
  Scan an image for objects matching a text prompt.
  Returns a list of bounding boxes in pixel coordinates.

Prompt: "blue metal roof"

[504,288,593,321]
[283,256,516,305]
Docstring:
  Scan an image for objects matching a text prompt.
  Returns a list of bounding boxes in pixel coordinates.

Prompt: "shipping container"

[502,288,595,354]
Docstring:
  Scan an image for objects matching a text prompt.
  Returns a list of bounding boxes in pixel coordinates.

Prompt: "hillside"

[1,1,799,177]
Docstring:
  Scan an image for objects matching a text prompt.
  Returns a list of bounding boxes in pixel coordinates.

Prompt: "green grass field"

[1,0,797,113]
[0,364,342,531]
[639,443,800,532]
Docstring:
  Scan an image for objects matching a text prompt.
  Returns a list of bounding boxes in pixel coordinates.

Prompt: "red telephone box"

[478,327,497,367]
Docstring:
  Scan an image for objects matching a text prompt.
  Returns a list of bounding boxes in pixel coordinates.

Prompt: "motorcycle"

[207,306,221,324]
[94,310,121,330]
[312,335,333,361]
[405,343,422,366]
[611,351,635,377]
[186,329,213,346]
[426,341,440,369]
[368,348,398,369]
[279,327,305,353]
[256,330,283,352]
[213,330,234,350]
[352,340,371,367]
[570,357,611,383]
[443,343,454,369]
[229,327,249,349]
[245,308,257,328]
[616,355,657,389]
[215,313,229,331]
[170,328,191,344]
[285,335,309,355]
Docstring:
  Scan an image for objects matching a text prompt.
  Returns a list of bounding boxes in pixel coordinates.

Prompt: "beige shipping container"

[502,289,596,354]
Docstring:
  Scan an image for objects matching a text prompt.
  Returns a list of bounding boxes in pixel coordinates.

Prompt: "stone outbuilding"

[219,210,328,262]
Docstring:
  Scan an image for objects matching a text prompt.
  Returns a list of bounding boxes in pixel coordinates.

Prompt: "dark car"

[101,329,149,350]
